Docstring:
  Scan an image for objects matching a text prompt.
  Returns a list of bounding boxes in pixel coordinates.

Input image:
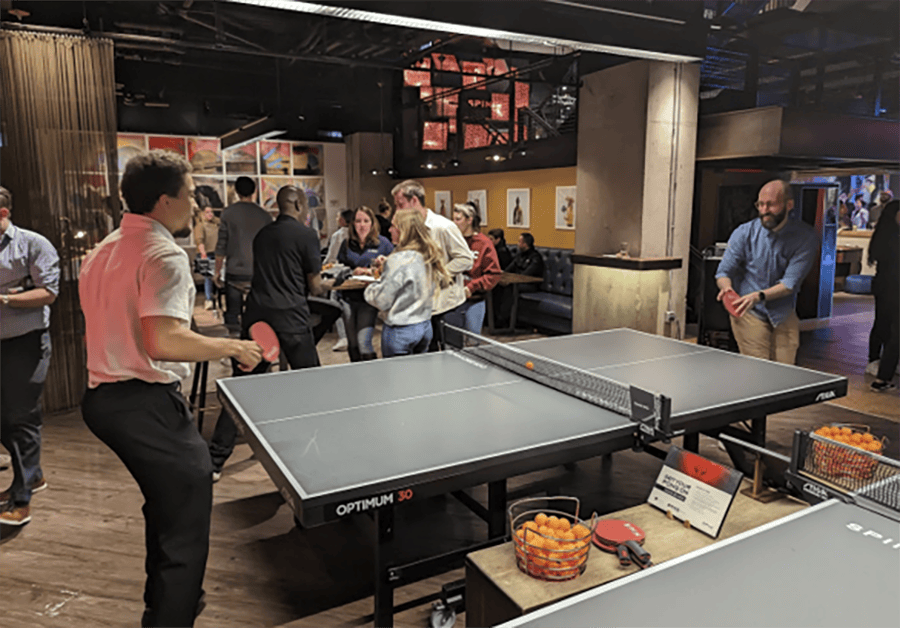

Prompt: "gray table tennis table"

[496,478,900,628]
[216,328,847,626]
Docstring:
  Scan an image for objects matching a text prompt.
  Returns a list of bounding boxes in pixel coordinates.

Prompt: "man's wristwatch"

[1,294,9,306]
[758,291,766,302]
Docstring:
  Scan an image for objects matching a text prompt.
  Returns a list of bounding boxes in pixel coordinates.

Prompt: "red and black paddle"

[243,321,280,371]
[593,519,653,569]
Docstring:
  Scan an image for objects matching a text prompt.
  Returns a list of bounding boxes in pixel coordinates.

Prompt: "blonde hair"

[393,210,451,289]
[452,202,481,230]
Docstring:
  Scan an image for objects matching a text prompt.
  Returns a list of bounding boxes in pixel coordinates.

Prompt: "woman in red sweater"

[446,202,502,334]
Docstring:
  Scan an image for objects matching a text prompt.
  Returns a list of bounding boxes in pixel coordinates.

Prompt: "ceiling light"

[449,158,461,168]
[485,153,506,162]
[370,168,380,176]
[224,0,703,63]
[423,162,438,170]
[386,167,398,177]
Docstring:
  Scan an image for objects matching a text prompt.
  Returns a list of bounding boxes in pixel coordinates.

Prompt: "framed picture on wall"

[467,190,487,225]
[434,190,452,217]
[507,188,530,228]
[555,186,576,230]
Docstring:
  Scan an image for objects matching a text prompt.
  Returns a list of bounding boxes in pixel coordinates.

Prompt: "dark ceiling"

[1,0,897,141]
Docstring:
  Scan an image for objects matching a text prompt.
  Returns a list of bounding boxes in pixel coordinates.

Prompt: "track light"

[386,167,398,177]
[370,168,380,176]
[449,158,461,168]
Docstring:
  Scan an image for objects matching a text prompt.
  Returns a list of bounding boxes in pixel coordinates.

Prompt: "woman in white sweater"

[364,210,450,357]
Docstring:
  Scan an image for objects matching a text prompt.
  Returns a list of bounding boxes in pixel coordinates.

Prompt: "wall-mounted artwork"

[147,135,186,158]
[224,144,258,174]
[259,141,291,176]
[292,144,323,176]
[260,176,292,210]
[296,177,327,242]
[555,186,576,230]
[434,190,452,217]
[507,188,530,229]
[193,176,226,210]
[188,137,222,175]
[467,189,487,225]
[117,134,146,173]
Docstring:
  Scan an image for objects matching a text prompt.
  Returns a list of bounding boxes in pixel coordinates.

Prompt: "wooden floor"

[1,293,896,627]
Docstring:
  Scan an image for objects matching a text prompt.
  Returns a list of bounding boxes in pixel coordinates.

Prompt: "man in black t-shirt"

[243,185,327,368]
[209,185,328,480]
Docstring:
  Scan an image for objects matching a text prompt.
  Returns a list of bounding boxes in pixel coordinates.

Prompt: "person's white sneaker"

[865,360,880,376]
[333,338,348,351]
[204,300,213,310]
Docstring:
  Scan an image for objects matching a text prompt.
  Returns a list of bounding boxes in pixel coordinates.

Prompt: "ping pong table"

[216,328,847,626]
[495,463,900,627]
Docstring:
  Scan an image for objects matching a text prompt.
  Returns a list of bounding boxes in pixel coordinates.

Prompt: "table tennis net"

[802,433,900,513]
[443,324,671,437]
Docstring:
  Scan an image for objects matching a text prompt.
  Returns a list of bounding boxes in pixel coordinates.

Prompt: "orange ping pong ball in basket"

[525,361,535,370]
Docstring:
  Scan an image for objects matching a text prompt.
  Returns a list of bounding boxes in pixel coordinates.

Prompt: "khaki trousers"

[730,309,800,365]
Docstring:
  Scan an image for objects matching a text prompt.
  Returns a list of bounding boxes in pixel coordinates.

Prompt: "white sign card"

[647,446,743,538]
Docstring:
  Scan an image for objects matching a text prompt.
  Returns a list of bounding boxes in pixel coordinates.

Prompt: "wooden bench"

[465,483,808,626]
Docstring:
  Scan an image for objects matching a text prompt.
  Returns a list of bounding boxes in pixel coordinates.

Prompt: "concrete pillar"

[574,60,699,335]
[345,132,395,211]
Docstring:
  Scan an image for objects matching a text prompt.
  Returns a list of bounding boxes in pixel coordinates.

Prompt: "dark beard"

[173,226,192,238]
[760,210,786,230]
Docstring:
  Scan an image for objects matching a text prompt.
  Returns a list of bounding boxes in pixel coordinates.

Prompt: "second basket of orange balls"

[811,423,886,480]
[508,496,596,581]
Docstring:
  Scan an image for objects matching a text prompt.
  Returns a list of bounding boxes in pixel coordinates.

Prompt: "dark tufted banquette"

[512,246,573,335]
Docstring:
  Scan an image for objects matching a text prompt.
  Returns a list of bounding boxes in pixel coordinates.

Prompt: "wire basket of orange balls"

[810,424,887,480]
[508,496,596,581]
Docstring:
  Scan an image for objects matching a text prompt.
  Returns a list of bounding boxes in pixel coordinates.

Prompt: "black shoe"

[870,380,897,392]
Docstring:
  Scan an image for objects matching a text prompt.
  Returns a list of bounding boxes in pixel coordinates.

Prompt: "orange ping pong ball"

[525,361,534,370]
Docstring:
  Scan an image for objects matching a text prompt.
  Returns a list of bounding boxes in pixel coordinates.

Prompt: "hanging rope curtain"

[0,30,120,412]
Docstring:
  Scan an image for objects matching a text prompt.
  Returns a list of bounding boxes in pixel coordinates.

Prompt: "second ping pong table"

[495,458,900,628]
[217,328,847,626]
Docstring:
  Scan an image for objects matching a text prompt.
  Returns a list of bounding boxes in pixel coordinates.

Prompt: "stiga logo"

[815,390,837,402]
[846,523,900,549]
[803,482,829,501]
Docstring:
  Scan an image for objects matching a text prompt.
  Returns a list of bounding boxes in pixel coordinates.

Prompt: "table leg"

[487,480,507,539]
[486,289,496,335]
[373,506,395,628]
[750,416,766,447]
[197,360,209,433]
[683,432,699,453]
[509,285,520,333]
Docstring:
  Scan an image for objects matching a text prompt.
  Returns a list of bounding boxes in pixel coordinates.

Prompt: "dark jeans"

[224,274,251,328]
[0,329,51,506]
[869,286,893,362]
[82,380,211,627]
[342,294,379,361]
[209,324,320,473]
[874,288,899,382]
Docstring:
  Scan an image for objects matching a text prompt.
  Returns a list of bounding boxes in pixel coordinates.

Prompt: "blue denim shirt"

[715,217,818,328]
[0,223,60,340]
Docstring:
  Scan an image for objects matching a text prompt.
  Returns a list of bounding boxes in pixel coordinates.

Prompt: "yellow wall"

[419,167,576,249]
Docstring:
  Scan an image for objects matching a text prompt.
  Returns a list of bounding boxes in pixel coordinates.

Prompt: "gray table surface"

[496,497,900,628]
[217,329,845,521]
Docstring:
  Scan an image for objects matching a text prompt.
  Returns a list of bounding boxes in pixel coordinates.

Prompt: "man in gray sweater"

[215,176,272,332]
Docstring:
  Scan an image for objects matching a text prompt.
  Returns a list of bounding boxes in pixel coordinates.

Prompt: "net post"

[659,395,672,444]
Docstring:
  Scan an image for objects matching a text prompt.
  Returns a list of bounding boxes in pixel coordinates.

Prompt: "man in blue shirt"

[0,186,60,526]
[715,180,818,365]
